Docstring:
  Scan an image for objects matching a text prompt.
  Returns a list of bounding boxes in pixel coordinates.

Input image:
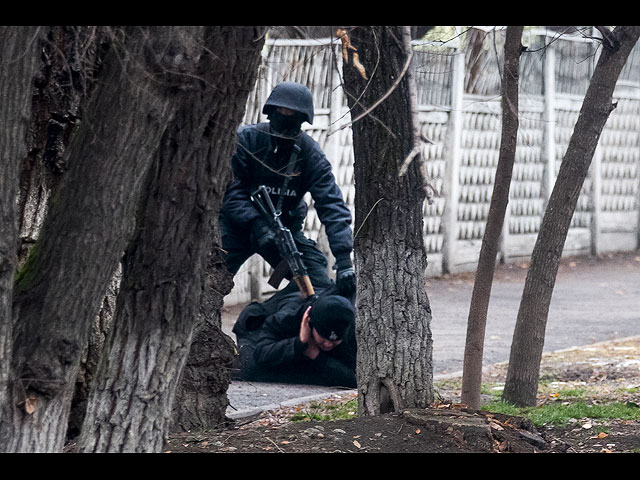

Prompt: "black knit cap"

[309,295,354,341]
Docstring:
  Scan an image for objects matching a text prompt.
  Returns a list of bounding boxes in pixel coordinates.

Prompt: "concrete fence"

[224,28,640,306]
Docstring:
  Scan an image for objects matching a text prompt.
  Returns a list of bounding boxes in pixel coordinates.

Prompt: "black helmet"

[262,82,314,125]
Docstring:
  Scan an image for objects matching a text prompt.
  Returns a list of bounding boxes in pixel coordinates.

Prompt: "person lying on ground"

[231,285,356,388]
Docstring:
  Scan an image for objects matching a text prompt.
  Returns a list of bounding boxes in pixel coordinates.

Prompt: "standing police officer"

[220,82,356,297]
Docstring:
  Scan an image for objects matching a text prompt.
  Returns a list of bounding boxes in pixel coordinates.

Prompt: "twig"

[353,197,383,240]
[265,436,285,452]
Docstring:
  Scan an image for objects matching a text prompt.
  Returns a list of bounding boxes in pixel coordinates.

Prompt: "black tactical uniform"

[231,285,356,388]
[219,82,356,296]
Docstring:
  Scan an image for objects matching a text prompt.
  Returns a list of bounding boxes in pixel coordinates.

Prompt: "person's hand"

[336,265,356,296]
[251,220,276,251]
[299,306,319,359]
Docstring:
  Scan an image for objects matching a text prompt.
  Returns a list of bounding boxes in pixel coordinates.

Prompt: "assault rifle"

[250,185,316,299]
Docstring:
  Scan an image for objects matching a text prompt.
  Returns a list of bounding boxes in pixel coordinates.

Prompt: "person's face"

[311,328,342,351]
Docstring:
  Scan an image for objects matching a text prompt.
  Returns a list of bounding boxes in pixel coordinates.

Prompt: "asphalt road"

[222,250,640,418]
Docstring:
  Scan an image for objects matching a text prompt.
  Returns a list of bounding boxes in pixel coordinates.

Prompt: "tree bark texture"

[170,250,235,432]
[461,26,523,410]
[9,27,108,439]
[1,26,185,452]
[502,26,640,407]
[18,27,105,263]
[342,26,433,415]
[78,26,266,452]
[0,26,42,431]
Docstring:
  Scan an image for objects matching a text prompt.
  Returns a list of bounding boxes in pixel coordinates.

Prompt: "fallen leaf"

[496,440,508,452]
[598,432,609,439]
[489,421,504,431]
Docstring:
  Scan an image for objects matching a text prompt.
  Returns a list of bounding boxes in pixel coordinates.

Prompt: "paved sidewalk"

[222,251,640,418]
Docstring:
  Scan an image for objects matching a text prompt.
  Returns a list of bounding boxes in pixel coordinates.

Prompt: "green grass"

[434,378,640,427]
[555,388,586,399]
[293,381,640,428]
[621,385,640,394]
[290,398,358,422]
[483,400,640,427]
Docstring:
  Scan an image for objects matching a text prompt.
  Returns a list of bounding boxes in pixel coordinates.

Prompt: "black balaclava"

[308,295,354,341]
[268,110,304,139]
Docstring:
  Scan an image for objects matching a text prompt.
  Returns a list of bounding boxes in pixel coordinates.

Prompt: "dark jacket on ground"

[232,285,356,388]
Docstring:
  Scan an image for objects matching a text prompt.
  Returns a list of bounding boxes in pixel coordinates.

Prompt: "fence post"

[249,254,263,302]
[589,28,603,255]
[442,41,465,274]
[590,145,602,255]
[542,40,556,206]
[329,42,344,171]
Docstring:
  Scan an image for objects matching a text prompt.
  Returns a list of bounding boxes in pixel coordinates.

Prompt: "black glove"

[335,257,356,297]
[250,220,276,251]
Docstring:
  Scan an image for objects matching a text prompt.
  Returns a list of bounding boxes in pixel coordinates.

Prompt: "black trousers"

[220,216,333,290]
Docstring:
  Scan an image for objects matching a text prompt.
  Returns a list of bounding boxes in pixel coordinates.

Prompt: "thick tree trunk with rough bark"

[342,26,433,415]
[18,27,105,260]
[0,26,42,427]
[1,26,185,453]
[502,26,640,407]
[171,250,236,431]
[14,26,108,441]
[78,26,265,452]
[461,26,524,410]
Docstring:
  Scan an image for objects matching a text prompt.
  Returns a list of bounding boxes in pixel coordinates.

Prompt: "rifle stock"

[293,273,315,298]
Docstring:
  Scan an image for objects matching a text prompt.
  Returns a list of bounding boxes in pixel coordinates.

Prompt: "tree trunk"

[342,26,433,415]
[78,26,266,452]
[18,27,105,250]
[502,26,640,407]
[171,250,235,432]
[461,26,524,410]
[1,26,184,452]
[13,26,109,441]
[0,26,43,427]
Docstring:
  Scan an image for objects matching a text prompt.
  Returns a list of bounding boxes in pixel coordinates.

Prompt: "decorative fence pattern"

[224,28,640,305]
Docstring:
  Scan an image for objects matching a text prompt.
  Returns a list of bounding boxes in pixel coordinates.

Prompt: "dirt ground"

[164,336,640,454]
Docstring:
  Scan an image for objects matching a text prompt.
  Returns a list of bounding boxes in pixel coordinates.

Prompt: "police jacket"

[221,123,353,266]
[251,297,356,382]
[232,284,356,385]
